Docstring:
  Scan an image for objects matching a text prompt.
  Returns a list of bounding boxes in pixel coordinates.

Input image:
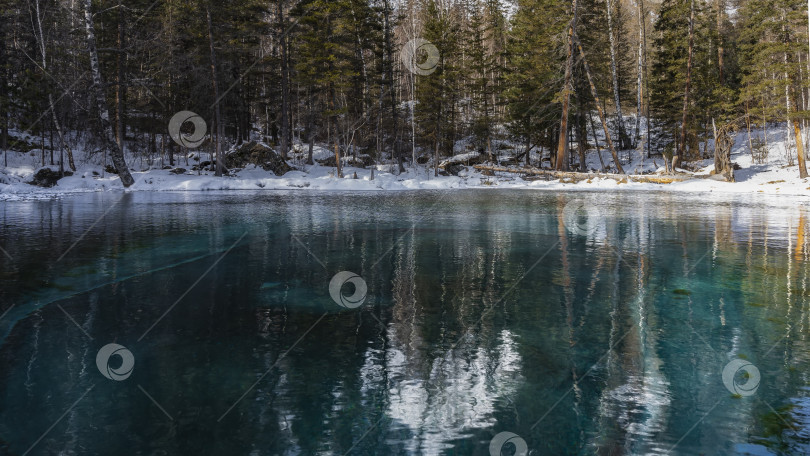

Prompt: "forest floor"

[1,126,808,200]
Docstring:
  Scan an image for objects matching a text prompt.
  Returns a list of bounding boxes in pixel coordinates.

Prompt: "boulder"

[317,154,374,168]
[353,155,375,168]
[225,142,292,176]
[317,156,337,167]
[29,168,72,188]
[445,164,466,176]
[439,152,485,170]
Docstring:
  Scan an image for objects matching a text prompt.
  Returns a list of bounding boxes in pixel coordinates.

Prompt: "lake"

[0,190,809,455]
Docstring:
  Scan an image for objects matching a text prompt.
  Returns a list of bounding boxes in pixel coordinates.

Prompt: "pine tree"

[504,0,567,166]
[651,0,721,165]
[466,0,506,158]
[738,0,809,177]
[414,0,462,175]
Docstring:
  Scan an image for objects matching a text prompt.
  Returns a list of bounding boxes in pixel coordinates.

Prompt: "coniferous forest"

[1,0,809,184]
[4,3,810,456]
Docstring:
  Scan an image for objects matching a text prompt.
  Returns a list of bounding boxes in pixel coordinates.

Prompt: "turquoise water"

[0,190,809,455]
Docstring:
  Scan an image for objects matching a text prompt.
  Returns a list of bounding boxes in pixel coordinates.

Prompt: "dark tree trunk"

[383,0,404,172]
[713,120,735,182]
[307,88,315,165]
[116,0,126,152]
[556,0,578,171]
[0,17,6,167]
[717,0,725,84]
[606,0,628,149]
[574,34,626,174]
[34,0,74,172]
[278,0,290,160]
[207,6,224,177]
[676,0,695,170]
[794,119,809,178]
[589,111,607,172]
[576,99,587,171]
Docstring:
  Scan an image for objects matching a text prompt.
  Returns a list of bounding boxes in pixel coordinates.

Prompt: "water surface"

[1,190,809,455]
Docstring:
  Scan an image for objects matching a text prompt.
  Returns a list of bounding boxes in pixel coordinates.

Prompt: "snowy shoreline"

[1,160,808,201]
[2,128,809,201]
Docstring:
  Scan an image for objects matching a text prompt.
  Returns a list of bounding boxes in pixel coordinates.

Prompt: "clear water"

[0,190,809,456]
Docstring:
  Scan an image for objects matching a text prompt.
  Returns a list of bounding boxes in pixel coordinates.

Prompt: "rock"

[317,156,337,167]
[192,161,229,173]
[439,152,485,170]
[349,155,375,168]
[29,168,72,188]
[445,164,466,176]
[169,168,187,175]
[317,155,374,169]
[225,141,292,176]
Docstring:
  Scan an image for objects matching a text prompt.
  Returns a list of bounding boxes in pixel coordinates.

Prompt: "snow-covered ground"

[1,126,808,200]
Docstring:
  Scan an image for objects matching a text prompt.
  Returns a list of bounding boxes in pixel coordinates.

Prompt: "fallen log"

[473,165,694,185]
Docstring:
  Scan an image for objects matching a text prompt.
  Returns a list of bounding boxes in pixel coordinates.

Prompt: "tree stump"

[713,121,736,182]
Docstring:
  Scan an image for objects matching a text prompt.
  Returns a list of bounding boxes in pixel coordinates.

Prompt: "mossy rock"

[226,142,292,176]
[28,168,73,188]
[317,156,337,167]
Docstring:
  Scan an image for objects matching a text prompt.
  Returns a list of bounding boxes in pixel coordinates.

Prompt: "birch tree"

[84,0,134,187]
[606,0,629,149]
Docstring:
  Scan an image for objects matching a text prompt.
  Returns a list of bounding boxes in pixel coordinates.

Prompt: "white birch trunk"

[84,0,134,187]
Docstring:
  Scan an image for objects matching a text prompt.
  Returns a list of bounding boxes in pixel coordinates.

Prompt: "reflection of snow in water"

[600,373,671,442]
[593,207,674,455]
[593,289,673,455]
[363,329,523,455]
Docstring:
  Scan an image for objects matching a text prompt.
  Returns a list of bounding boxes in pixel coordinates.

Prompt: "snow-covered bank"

[1,129,808,200]
[1,157,806,201]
